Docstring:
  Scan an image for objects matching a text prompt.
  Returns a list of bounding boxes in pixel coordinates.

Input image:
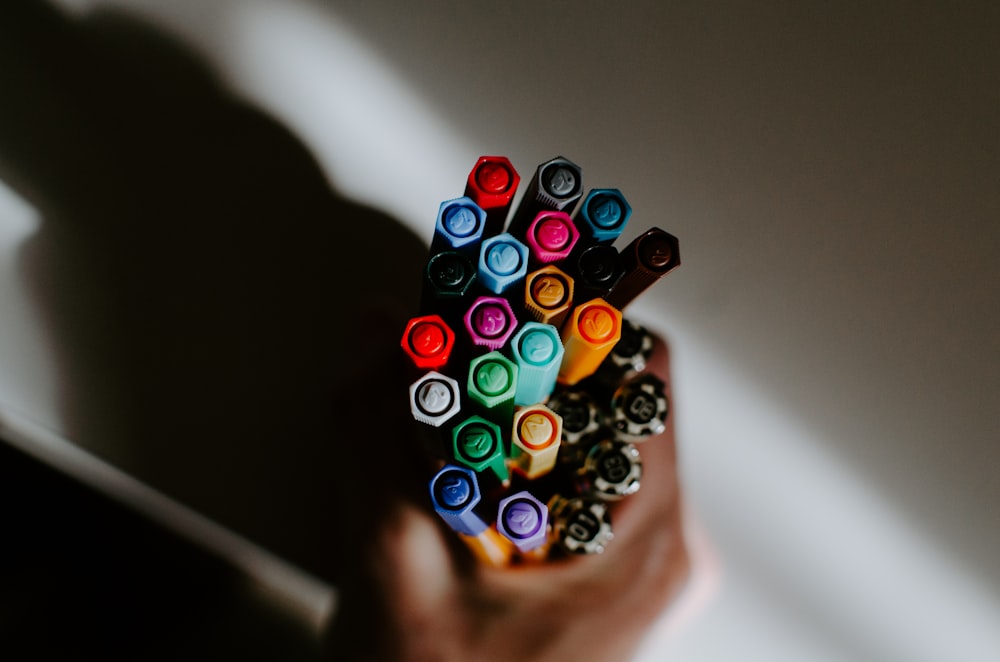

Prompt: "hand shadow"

[0,0,427,592]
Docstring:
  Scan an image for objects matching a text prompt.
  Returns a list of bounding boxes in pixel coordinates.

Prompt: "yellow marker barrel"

[558,298,623,385]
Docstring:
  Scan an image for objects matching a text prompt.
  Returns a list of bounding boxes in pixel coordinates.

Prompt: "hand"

[325,335,690,661]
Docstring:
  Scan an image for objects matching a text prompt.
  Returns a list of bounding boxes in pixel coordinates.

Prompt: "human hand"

[324,332,690,661]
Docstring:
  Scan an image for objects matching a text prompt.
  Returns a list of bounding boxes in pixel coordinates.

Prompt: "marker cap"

[576,438,642,501]
[467,351,519,428]
[574,189,632,244]
[523,265,575,328]
[477,233,530,295]
[611,374,669,441]
[524,211,579,264]
[510,404,563,479]
[430,465,488,536]
[605,318,654,376]
[496,490,549,553]
[463,295,518,351]
[423,250,477,304]
[546,387,603,446]
[465,156,520,236]
[508,322,564,406]
[507,156,584,238]
[558,298,623,385]
[432,197,487,254]
[604,227,680,310]
[547,495,614,555]
[451,415,509,485]
[409,371,462,428]
[571,244,624,303]
[401,314,455,371]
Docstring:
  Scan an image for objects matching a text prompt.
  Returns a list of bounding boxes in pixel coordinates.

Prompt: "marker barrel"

[604,227,680,310]
[467,351,519,430]
[558,298,623,385]
[430,465,489,536]
[451,415,510,485]
[508,322,564,406]
[510,404,563,480]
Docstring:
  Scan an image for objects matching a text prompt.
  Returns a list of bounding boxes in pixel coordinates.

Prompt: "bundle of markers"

[401,156,680,566]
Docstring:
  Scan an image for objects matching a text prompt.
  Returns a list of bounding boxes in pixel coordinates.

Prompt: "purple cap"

[464,296,518,351]
[496,491,549,552]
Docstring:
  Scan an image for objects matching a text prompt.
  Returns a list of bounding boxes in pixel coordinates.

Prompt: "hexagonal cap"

[463,296,518,351]
[409,371,462,427]
[478,233,529,295]
[401,314,455,370]
[497,491,549,552]
[466,156,519,210]
[576,189,632,243]
[435,197,486,250]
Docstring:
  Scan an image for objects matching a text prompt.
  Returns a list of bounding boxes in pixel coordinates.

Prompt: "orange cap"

[558,299,622,385]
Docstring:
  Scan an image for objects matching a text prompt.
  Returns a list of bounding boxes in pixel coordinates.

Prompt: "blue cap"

[429,465,488,536]
[477,233,529,295]
[434,197,487,251]
[575,189,631,244]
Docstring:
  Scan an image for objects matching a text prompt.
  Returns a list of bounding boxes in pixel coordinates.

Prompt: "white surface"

[5,1,999,660]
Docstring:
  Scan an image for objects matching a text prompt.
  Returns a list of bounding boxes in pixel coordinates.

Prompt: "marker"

[506,156,584,238]
[508,322,564,406]
[611,374,669,441]
[464,295,518,351]
[467,351,519,429]
[409,371,462,428]
[523,265,575,328]
[604,318,654,377]
[477,233,530,295]
[465,156,520,237]
[457,527,515,567]
[430,465,489,536]
[604,227,680,310]
[451,415,509,486]
[401,314,455,371]
[422,251,477,313]
[575,438,642,501]
[510,404,563,480]
[496,490,550,553]
[547,495,614,555]
[572,188,632,245]
[431,197,488,255]
[545,387,603,446]
[558,298,623,385]
[570,244,624,304]
[523,211,580,265]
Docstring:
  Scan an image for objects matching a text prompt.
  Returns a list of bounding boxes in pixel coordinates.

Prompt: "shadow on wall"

[0,0,427,590]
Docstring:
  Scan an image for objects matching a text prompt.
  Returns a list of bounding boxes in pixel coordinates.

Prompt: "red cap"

[401,314,456,370]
